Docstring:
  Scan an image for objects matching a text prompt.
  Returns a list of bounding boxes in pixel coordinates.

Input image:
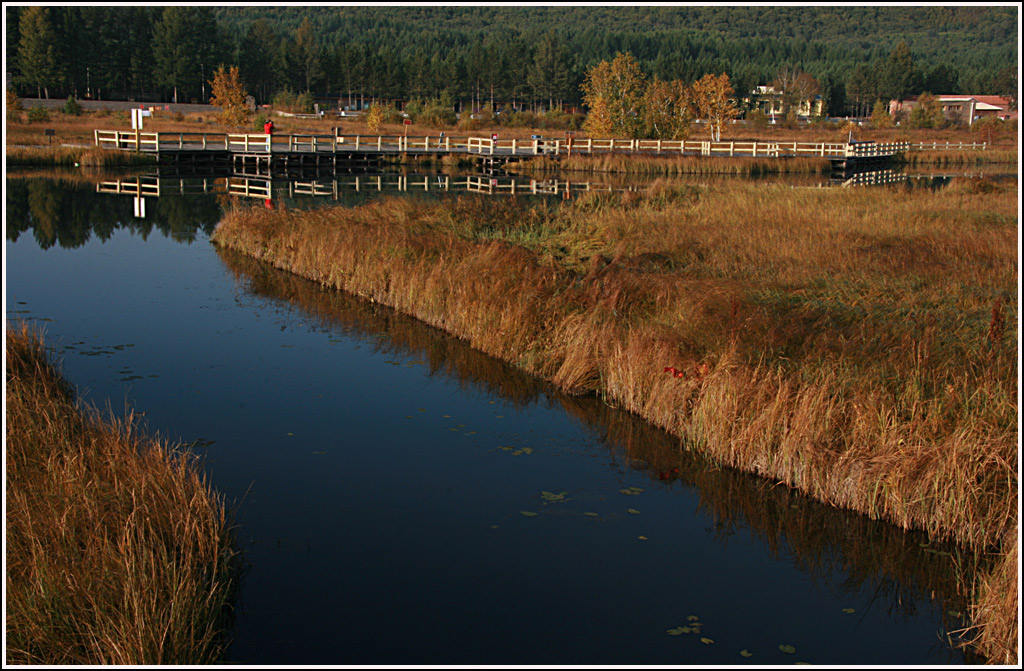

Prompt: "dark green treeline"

[6,6,1017,115]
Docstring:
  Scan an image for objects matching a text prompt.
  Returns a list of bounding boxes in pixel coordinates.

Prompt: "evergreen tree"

[529,29,570,111]
[17,6,60,98]
[239,19,280,105]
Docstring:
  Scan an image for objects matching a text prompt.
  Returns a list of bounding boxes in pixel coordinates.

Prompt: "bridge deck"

[95,130,928,161]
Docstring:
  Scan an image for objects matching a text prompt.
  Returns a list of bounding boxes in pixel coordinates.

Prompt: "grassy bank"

[211,178,1017,661]
[6,145,157,167]
[511,153,834,175]
[5,322,239,664]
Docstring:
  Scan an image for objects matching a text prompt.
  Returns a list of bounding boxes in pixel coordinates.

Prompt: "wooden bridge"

[93,129,941,175]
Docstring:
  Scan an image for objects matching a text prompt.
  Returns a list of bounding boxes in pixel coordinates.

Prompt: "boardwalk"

[94,130,955,161]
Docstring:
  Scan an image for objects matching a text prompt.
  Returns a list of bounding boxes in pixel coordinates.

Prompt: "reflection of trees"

[216,245,987,655]
[5,176,221,250]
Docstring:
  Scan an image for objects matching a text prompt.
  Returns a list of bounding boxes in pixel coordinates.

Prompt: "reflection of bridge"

[835,169,994,188]
[95,130,920,174]
[95,174,643,201]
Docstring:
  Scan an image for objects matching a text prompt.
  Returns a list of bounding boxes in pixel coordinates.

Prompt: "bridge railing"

[227,134,272,153]
[907,141,987,151]
[95,130,160,152]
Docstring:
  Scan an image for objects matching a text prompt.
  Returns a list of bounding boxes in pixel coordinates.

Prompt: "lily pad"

[541,491,568,502]
[687,615,700,622]
[520,511,538,517]
[583,512,599,517]
[841,608,855,614]
[627,508,641,515]
[740,650,753,658]
[700,637,714,645]
[637,535,648,540]
[779,644,797,654]
[619,486,645,495]
[667,627,686,636]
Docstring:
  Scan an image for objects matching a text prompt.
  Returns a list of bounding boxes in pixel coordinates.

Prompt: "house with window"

[745,85,825,120]
[888,95,1016,125]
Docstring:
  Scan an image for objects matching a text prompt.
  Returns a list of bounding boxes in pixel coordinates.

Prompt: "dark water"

[4,174,986,665]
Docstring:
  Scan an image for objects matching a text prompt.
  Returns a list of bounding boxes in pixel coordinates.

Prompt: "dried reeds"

[212,179,1017,662]
[5,322,240,665]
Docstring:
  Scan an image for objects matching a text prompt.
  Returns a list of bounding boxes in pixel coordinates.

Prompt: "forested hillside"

[7,5,1017,116]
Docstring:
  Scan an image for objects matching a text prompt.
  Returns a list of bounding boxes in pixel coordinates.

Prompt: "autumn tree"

[772,66,821,119]
[908,92,945,129]
[210,65,251,128]
[641,78,693,140]
[580,53,647,138]
[691,73,740,142]
[870,99,894,128]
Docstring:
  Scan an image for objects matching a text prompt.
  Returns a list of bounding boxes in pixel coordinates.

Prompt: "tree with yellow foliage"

[209,65,250,128]
[581,52,646,138]
[690,73,740,142]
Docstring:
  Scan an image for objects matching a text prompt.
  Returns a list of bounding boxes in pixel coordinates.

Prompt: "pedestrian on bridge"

[264,119,275,135]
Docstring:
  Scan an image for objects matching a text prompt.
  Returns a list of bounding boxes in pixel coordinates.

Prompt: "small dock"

[95,130,923,176]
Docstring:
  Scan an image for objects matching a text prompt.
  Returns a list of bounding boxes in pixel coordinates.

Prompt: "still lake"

[4,172,983,665]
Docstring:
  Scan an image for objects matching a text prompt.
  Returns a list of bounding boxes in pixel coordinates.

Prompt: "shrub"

[26,106,50,123]
[745,108,770,130]
[62,96,82,116]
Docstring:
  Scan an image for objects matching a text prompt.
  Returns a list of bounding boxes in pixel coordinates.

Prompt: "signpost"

[44,129,55,146]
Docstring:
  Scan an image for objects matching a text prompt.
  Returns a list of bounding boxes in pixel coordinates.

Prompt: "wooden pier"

[94,130,941,175]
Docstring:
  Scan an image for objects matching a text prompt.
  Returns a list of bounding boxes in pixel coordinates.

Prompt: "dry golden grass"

[5,322,240,665]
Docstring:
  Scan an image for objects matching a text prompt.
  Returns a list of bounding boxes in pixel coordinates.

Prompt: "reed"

[900,148,1018,167]
[5,322,240,665]
[212,178,1017,662]
[512,153,833,175]
[6,145,157,167]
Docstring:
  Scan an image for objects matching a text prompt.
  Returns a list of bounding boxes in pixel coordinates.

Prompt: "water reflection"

[10,167,1015,253]
[6,173,221,248]
[217,245,987,659]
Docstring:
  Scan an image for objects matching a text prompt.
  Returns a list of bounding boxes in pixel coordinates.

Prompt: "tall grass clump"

[6,322,240,665]
[212,179,1017,662]
[6,145,157,167]
[513,153,833,176]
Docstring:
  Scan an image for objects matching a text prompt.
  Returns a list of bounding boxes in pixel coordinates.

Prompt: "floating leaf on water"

[841,608,855,614]
[637,536,648,540]
[541,491,567,502]
[740,650,753,658]
[495,415,504,418]
[443,414,451,418]
[520,511,538,517]
[679,626,692,634]
[490,525,499,530]
[687,615,700,622]
[405,415,414,419]
[627,509,641,515]
[512,448,533,455]
[418,408,426,412]
[700,638,714,645]
[619,486,645,495]
[286,432,294,436]
[779,644,797,654]
[667,627,686,636]
[583,512,599,517]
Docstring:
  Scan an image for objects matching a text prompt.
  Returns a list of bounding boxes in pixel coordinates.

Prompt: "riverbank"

[5,323,240,664]
[211,179,1017,663]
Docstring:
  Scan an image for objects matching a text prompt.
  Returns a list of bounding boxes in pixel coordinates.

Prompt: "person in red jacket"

[264,119,275,135]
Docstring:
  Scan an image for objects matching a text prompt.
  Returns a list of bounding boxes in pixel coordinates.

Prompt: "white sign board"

[131,109,152,130]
